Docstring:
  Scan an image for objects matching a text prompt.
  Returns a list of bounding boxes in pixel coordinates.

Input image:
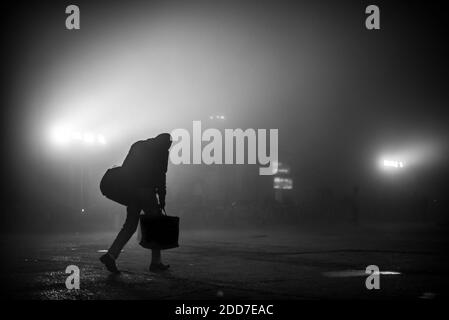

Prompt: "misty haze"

[0,0,448,302]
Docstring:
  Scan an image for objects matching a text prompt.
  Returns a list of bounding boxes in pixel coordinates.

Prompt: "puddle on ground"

[323,270,401,278]
[419,292,436,299]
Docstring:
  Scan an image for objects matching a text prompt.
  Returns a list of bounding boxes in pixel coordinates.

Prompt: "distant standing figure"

[100,133,172,273]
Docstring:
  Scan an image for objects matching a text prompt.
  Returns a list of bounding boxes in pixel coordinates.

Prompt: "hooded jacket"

[122,133,172,200]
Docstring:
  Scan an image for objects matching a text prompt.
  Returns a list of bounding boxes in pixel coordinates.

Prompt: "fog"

[1,0,449,233]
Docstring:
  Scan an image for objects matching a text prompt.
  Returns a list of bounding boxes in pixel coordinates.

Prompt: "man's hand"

[159,198,166,211]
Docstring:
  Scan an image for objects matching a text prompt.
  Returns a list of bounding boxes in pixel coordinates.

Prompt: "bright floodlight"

[71,131,83,141]
[382,159,405,168]
[50,125,71,145]
[209,115,225,120]
[50,124,107,147]
[97,134,106,145]
[83,133,95,144]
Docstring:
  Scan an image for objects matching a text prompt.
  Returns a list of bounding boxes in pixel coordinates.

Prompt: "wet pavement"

[1,224,448,300]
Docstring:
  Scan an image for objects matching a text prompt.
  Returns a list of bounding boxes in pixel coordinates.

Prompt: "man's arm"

[156,182,166,210]
[156,151,169,210]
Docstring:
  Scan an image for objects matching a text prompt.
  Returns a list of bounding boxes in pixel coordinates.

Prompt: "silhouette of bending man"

[100,133,172,273]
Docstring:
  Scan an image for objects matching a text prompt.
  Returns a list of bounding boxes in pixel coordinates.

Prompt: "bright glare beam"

[97,134,106,145]
[382,159,405,168]
[50,125,106,146]
[50,126,71,145]
[83,133,95,144]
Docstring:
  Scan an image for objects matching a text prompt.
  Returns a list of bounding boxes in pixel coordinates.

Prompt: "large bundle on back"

[100,166,133,206]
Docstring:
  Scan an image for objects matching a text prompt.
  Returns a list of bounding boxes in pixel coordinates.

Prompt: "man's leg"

[151,249,161,265]
[149,248,170,272]
[142,192,170,272]
[100,205,140,273]
[108,205,141,259]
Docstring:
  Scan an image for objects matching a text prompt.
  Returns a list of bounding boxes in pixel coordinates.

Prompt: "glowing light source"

[272,161,290,175]
[71,131,83,141]
[382,159,405,168]
[83,133,95,144]
[274,177,293,189]
[277,166,290,174]
[50,125,72,145]
[49,125,107,146]
[97,134,106,145]
[209,115,226,120]
[323,270,402,278]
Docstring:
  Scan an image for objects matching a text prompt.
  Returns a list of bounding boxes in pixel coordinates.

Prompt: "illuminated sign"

[273,177,293,190]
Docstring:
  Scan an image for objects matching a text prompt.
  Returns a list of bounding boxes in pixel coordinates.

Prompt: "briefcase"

[139,210,179,250]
